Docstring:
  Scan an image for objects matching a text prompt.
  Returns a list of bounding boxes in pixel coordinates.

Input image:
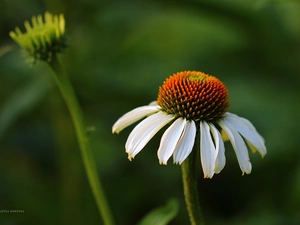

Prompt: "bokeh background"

[1,0,300,224]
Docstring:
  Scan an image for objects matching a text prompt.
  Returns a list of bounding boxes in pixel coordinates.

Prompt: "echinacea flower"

[9,11,67,62]
[113,71,266,178]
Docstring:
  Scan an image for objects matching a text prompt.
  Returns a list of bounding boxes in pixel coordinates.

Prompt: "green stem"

[48,55,115,225]
[181,134,204,225]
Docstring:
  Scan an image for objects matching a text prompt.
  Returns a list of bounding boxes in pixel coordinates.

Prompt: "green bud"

[9,11,68,63]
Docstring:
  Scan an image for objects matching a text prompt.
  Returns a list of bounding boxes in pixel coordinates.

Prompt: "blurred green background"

[1,0,300,224]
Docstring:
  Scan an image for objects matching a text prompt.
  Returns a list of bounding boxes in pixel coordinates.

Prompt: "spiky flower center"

[157,71,230,122]
[9,11,67,62]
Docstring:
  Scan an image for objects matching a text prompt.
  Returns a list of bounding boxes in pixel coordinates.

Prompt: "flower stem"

[48,55,115,225]
[181,134,204,225]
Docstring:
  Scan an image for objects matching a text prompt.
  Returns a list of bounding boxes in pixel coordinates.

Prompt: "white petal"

[125,112,174,160]
[227,112,265,140]
[200,121,216,178]
[148,101,158,106]
[112,105,160,134]
[224,112,266,157]
[209,123,225,173]
[157,118,186,165]
[219,119,252,175]
[173,120,196,164]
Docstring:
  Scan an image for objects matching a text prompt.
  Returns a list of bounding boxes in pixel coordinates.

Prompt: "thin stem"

[48,55,115,225]
[181,134,204,225]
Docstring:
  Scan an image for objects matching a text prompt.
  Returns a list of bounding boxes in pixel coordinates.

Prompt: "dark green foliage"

[1,0,300,224]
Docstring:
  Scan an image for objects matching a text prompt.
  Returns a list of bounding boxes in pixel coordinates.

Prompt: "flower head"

[9,11,67,63]
[113,71,266,178]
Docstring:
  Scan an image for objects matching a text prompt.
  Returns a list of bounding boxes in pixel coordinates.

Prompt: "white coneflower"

[113,71,266,178]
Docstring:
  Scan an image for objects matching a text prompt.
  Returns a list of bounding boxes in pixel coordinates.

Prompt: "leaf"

[0,44,14,58]
[137,198,179,225]
[0,75,53,139]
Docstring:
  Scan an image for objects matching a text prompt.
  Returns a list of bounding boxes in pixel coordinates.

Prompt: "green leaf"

[0,75,53,139]
[0,44,14,58]
[137,199,179,225]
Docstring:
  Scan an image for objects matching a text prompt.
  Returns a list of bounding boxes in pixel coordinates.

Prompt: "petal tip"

[174,160,182,165]
[204,174,213,179]
[242,169,251,176]
[112,129,118,134]
[128,154,134,161]
[112,125,120,134]
[159,160,168,165]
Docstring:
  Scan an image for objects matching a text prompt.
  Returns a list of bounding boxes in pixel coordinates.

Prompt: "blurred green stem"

[48,55,114,225]
[181,134,204,225]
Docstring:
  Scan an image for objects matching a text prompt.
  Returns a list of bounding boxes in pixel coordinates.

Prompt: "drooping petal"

[125,112,174,160]
[219,119,252,175]
[227,112,264,138]
[173,120,196,164]
[209,123,226,173]
[224,112,266,157]
[112,105,160,134]
[200,121,216,178]
[158,118,186,165]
